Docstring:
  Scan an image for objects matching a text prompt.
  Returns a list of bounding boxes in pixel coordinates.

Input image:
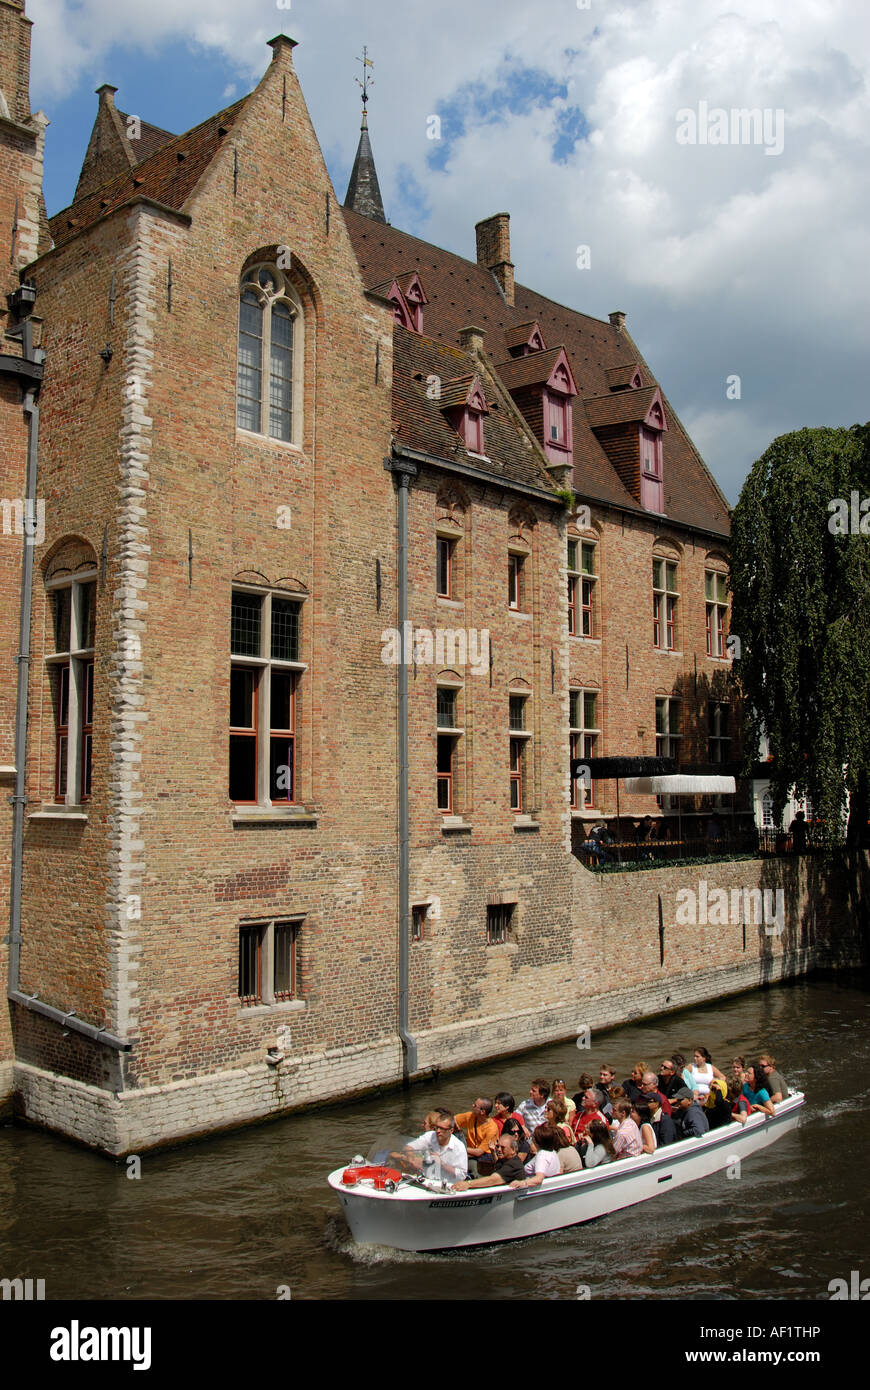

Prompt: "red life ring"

[341,1165,403,1190]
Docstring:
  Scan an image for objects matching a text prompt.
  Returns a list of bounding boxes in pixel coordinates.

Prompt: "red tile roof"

[117,110,175,165]
[49,97,249,250]
[391,327,556,492]
[604,363,642,391]
[343,207,730,536]
[495,347,569,393]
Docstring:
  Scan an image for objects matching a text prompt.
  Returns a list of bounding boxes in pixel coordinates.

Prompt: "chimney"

[267,34,299,65]
[475,213,515,306]
[609,310,626,332]
[458,325,485,355]
[95,83,118,108]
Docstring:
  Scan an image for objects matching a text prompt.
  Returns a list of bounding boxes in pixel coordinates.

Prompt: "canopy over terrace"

[569,758,738,859]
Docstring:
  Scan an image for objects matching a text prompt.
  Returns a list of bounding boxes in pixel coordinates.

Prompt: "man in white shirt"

[403,1108,468,1183]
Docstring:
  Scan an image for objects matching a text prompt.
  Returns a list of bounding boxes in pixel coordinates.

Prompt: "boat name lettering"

[428,1196,494,1208]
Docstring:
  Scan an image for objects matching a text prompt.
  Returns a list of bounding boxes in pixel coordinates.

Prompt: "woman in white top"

[631,1101,657,1154]
[687,1046,720,1099]
[511,1123,561,1188]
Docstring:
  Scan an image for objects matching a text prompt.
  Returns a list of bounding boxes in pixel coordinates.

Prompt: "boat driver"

[399,1108,469,1184]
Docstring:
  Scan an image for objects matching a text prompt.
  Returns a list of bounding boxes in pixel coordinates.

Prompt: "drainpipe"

[384,455,418,1083]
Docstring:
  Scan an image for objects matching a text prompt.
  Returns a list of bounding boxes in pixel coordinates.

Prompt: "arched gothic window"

[237,264,304,445]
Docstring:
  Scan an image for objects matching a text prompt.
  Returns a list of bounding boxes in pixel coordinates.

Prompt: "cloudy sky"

[27,0,870,504]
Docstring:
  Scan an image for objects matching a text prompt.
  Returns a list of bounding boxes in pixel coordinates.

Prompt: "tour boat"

[328,1092,805,1252]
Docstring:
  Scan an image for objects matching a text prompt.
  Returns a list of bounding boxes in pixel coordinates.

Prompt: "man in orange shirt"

[454,1097,500,1168]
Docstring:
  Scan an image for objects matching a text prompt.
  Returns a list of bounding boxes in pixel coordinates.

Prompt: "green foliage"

[553,488,576,509]
[730,424,870,842]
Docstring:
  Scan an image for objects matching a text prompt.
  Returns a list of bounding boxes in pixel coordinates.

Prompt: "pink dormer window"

[542,358,576,467]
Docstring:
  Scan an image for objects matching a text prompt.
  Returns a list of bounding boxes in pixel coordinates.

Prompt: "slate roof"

[343,207,731,536]
[391,328,556,492]
[49,97,249,250]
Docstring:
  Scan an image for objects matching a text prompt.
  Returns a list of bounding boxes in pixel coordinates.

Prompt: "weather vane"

[355,46,374,114]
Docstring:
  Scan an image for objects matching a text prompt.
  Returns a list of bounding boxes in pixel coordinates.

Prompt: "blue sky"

[25,0,870,505]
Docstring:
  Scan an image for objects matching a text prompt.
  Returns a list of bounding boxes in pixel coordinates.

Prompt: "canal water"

[0,972,867,1301]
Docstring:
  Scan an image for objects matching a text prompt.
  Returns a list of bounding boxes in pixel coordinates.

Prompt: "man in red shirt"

[571,1087,606,1138]
[640,1069,672,1116]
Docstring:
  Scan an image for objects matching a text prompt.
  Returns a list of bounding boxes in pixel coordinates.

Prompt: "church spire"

[343,47,386,223]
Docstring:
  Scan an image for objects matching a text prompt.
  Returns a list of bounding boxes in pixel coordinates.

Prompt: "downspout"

[6,314,41,1006]
[385,455,418,1083]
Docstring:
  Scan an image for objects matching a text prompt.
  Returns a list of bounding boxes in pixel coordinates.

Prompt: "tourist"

[571,1072,597,1110]
[546,1097,575,1145]
[686,1046,725,1099]
[578,1118,616,1168]
[597,1064,616,1110]
[607,1085,628,1129]
[647,1092,677,1146]
[500,1116,532,1162]
[671,1052,690,1088]
[640,1069,673,1115]
[730,1055,746,1089]
[571,1087,606,1138]
[631,1100,657,1153]
[657,1058,684,1101]
[453,1097,499,1164]
[704,1078,734,1130]
[621,1062,647,1103]
[451,1132,526,1190]
[400,1108,468,1182]
[672,1088,710,1138]
[517,1079,550,1136]
[551,1079,577,1127]
[611,1099,643,1158]
[741,1063,776,1117]
[758,1055,788,1103]
[492,1092,519,1134]
[511,1123,562,1188]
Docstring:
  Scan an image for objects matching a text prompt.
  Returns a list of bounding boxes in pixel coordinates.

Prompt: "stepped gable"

[391,326,556,492]
[50,95,249,250]
[343,207,730,536]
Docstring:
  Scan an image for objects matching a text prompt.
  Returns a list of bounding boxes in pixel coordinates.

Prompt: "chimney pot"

[268,34,299,63]
[609,310,626,331]
[95,84,119,106]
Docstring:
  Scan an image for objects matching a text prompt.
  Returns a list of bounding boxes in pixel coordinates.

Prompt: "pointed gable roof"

[343,111,386,223]
[49,95,249,250]
[504,320,547,354]
[73,85,175,202]
[605,362,643,391]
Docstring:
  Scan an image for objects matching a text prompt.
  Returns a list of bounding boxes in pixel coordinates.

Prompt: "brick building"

[1,10,751,1154]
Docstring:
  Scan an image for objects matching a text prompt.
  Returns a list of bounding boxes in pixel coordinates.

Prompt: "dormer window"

[382,273,429,334]
[443,376,489,456]
[505,321,547,358]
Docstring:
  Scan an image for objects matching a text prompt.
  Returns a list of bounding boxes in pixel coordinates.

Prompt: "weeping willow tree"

[730,423,870,844]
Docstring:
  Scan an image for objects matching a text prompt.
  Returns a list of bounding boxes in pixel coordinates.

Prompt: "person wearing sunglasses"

[451,1131,526,1190]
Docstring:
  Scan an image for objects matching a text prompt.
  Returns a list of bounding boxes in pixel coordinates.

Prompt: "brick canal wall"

[7,850,866,1153]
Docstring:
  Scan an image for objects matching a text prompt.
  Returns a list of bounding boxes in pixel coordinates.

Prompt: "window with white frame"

[705,570,728,657]
[570,688,599,809]
[437,684,462,812]
[708,702,731,764]
[230,587,306,805]
[46,571,97,804]
[508,550,527,610]
[237,264,304,445]
[238,917,302,1005]
[655,697,681,763]
[509,693,531,811]
[653,556,679,650]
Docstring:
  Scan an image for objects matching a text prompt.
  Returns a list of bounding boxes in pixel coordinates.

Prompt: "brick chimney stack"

[475,213,515,306]
[609,310,626,332]
[458,325,485,355]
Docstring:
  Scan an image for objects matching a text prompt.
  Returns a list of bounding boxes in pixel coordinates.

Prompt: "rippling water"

[1,972,866,1300]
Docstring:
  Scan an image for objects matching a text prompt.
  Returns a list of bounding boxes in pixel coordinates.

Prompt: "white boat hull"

[328,1093,805,1252]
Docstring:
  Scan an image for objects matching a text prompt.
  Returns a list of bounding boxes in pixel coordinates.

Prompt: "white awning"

[623,774,737,795]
